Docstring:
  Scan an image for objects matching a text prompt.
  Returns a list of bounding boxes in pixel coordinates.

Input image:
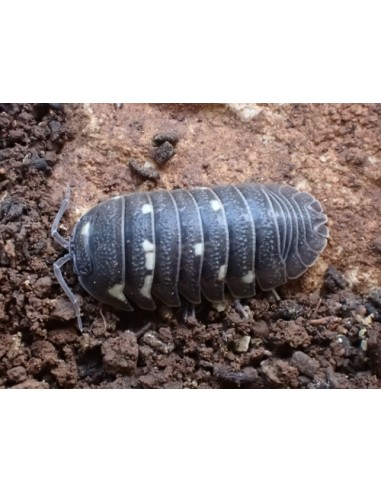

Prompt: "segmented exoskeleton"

[52,183,329,331]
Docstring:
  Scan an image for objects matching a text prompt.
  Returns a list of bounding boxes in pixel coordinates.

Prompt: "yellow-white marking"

[210,199,222,211]
[142,239,154,252]
[140,275,153,298]
[145,252,155,270]
[141,203,153,214]
[194,242,203,256]
[108,283,128,302]
[81,221,90,238]
[218,264,227,281]
[142,240,155,270]
[241,271,255,284]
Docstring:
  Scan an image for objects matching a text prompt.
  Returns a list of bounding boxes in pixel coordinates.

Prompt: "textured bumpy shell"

[70,183,329,311]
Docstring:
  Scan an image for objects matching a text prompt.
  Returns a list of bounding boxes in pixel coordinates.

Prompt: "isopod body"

[52,183,329,330]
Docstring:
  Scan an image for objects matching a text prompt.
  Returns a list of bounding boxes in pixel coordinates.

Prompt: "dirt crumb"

[7,365,28,384]
[152,141,176,165]
[269,320,311,350]
[291,351,320,378]
[152,130,180,147]
[324,266,348,292]
[261,359,299,388]
[101,331,139,374]
[12,378,50,389]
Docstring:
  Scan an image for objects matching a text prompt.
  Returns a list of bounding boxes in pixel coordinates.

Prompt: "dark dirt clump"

[1,103,381,388]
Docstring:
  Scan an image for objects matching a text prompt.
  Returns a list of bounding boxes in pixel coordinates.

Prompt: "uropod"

[51,183,329,331]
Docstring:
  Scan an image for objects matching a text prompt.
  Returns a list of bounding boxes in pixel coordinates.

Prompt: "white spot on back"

[194,242,203,256]
[140,275,153,298]
[242,271,255,284]
[210,199,222,211]
[145,251,155,270]
[142,203,153,214]
[80,222,90,238]
[218,264,227,281]
[142,240,155,270]
[142,239,154,252]
[108,283,127,302]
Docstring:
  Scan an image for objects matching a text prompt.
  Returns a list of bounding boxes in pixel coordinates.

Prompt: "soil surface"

[1,103,381,388]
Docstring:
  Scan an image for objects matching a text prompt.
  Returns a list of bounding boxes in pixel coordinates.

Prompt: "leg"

[51,186,71,249]
[234,299,250,319]
[53,253,83,332]
[271,289,281,301]
[183,302,197,323]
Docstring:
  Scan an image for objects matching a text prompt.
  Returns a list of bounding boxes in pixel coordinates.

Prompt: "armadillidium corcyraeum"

[51,183,329,331]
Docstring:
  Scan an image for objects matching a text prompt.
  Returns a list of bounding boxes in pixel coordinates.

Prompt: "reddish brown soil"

[1,103,381,388]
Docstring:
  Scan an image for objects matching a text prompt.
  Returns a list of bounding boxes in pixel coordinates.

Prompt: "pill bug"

[52,183,329,331]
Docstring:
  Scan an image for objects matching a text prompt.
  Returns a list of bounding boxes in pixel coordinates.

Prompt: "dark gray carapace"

[52,184,329,331]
